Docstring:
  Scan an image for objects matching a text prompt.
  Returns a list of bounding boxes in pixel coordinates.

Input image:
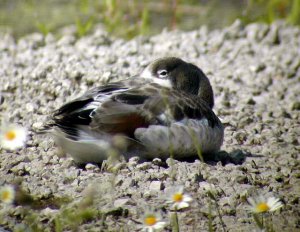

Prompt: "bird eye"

[157,69,168,78]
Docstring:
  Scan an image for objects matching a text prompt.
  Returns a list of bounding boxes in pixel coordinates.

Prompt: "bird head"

[141,57,214,108]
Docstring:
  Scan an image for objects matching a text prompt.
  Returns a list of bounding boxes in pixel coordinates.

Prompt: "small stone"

[250,63,266,73]
[32,122,44,130]
[166,158,179,167]
[199,182,216,194]
[152,158,164,166]
[114,198,129,208]
[246,23,269,41]
[69,70,83,80]
[264,23,280,44]
[234,132,247,144]
[71,179,79,186]
[11,163,26,175]
[136,162,151,170]
[61,158,74,168]
[128,156,140,167]
[25,103,35,112]
[149,181,164,192]
[41,187,52,198]
[85,163,99,171]
[102,71,112,82]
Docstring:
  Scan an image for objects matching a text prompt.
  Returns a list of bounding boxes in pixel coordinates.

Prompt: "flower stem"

[171,210,180,232]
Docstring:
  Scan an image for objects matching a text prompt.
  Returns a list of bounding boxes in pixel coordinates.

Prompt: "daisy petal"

[0,125,27,150]
[183,195,193,202]
[247,195,283,213]
[177,202,189,209]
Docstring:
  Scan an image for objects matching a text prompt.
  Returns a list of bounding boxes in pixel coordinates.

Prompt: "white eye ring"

[157,69,168,78]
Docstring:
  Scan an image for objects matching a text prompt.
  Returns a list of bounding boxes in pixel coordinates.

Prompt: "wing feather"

[50,80,219,140]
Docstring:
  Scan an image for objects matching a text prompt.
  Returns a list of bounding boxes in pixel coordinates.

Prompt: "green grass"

[1,0,298,40]
[0,0,268,40]
[241,0,300,25]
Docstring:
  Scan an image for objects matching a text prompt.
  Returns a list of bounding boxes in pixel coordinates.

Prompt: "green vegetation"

[0,0,298,40]
[241,0,300,25]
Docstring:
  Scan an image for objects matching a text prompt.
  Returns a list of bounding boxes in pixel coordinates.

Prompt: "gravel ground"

[0,20,299,231]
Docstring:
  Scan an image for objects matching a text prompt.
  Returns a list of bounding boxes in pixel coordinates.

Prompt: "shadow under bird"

[44,57,224,164]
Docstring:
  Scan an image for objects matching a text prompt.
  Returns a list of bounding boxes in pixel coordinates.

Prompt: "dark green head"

[141,57,214,108]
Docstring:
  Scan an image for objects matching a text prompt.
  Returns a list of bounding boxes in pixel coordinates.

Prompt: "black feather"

[114,93,149,105]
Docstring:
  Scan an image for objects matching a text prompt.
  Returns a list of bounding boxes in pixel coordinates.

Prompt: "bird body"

[46,57,224,164]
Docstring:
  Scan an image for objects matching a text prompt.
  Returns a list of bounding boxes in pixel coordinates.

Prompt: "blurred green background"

[0,0,299,39]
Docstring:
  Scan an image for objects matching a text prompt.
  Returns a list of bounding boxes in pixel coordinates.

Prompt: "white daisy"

[142,211,166,232]
[166,186,193,210]
[0,124,27,150]
[247,195,283,213]
[0,185,15,204]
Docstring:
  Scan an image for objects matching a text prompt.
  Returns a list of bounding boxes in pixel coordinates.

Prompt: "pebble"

[114,198,129,207]
[136,162,151,170]
[85,163,99,171]
[152,158,164,166]
[149,181,164,192]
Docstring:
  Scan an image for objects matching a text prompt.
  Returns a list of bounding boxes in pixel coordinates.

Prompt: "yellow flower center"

[144,215,157,226]
[173,193,183,202]
[5,131,16,141]
[256,202,270,213]
[1,191,11,201]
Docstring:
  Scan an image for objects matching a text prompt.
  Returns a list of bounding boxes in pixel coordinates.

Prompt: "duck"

[44,57,224,164]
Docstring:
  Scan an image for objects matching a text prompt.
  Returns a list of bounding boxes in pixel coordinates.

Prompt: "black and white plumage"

[46,57,224,164]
